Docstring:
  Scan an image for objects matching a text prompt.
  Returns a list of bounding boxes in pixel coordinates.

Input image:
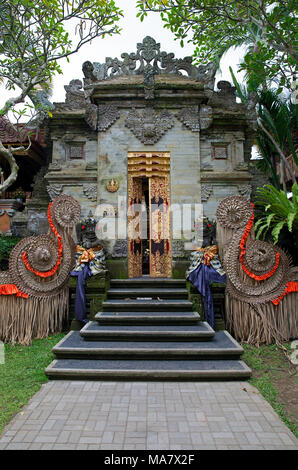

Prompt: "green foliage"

[0,0,123,117]
[137,1,297,91]
[254,183,298,244]
[0,334,64,435]
[229,69,297,189]
[0,235,21,270]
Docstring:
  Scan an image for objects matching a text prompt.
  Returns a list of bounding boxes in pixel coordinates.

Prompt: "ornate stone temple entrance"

[43,36,256,279]
[128,152,171,278]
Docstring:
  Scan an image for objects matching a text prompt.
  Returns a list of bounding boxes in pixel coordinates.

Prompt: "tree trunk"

[0,143,19,193]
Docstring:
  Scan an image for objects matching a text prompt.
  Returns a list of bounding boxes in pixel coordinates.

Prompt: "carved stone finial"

[82,36,216,89]
[217,81,236,100]
[64,79,86,107]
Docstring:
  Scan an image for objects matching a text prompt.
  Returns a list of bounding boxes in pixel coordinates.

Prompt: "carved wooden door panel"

[149,176,172,278]
[128,176,143,278]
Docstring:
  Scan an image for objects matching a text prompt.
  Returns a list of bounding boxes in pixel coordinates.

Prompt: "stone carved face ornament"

[125,107,175,145]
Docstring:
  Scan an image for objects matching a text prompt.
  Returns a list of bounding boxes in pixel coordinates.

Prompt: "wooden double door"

[128,153,171,278]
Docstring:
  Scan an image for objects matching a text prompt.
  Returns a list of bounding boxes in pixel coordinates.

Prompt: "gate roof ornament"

[82,36,216,89]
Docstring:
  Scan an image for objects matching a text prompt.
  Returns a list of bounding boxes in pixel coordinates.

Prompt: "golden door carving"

[127,153,171,278]
[149,175,172,278]
[128,176,143,278]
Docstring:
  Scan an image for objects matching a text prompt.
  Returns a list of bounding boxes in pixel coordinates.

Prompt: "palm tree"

[229,67,297,189]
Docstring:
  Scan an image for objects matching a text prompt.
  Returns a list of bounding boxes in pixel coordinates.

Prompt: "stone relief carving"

[83,184,97,202]
[47,184,63,201]
[217,81,236,100]
[176,106,200,132]
[84,103,98,131]
[172,240,187,259]
[98,104,120,131]
[201,184,213,202]
[199,105,213,130]
[125,107,175,144]
[112,240,128,258]
[82,36,216,89]
[54,79,87,111]
[238,184,252,200]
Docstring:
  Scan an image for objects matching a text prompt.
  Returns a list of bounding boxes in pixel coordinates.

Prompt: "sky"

[51,1,245,103]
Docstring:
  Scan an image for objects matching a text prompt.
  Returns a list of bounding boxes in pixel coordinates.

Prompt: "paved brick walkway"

[0,381,297,450]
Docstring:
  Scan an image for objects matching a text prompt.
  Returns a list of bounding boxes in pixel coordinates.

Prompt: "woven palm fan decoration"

[0,195,81,344]
[216,195,298,345]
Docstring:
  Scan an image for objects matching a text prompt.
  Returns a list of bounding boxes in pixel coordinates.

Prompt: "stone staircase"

[45,278,251,380]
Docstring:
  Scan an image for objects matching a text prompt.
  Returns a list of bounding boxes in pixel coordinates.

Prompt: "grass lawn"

[0,334,297,439]
[243,342,298,438]
[0,333,65,435]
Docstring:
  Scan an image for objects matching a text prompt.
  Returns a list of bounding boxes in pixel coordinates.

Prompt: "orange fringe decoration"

[0,284,28,298]
[21,203,63,278]
[271,281,298,306]
[240,204,280,281]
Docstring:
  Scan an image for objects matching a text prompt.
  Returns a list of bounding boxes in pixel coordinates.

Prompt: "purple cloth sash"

[188,264,226,329]
[70,264,92,323]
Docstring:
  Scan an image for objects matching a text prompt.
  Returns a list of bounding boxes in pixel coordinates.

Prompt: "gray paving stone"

[0,380,297,450]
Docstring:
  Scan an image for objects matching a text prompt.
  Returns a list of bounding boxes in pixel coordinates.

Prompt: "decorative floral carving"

[112,240,128,258]
[47,184,63,201]
[82,36,216,89]
[172,240,186,259]
[125,107,175,144]
[176,106,200,132]
[201,184,213,202]
[83,184,97,202]
[98,104,120,131]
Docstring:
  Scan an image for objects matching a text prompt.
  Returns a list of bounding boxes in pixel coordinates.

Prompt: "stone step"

[80,321,215,341]
[45,358,251,380]
[95,311,200,325]
[107,288,188,300]
[110,278,186,289]
[52,330,243,360]
[102,299,193,312]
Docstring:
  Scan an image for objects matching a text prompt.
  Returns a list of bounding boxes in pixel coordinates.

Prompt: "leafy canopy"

[0,0,122,192]
[137,0,297,90]
[0,0,122,116]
